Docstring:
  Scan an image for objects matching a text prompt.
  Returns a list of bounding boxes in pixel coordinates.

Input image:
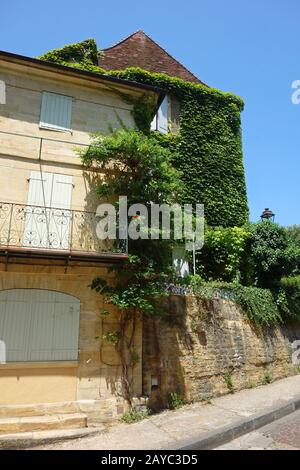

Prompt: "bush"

[243,222,300,288]
[121,408,150,424]
[191,280,282,325]
[167,392,186,410]
[196,226,249,282]
[279,276,300,320]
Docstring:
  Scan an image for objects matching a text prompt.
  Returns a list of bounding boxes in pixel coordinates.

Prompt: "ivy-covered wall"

[38,40,249,227]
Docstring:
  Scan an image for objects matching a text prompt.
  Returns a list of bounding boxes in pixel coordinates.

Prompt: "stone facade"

[0,52,155,425]
[0,259,143,424]
[143,295,300,410]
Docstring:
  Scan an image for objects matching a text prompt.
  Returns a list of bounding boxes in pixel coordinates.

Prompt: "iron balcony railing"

[0,202,127,255]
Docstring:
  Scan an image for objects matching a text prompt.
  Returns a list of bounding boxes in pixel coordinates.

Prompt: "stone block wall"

[142,295,300,409]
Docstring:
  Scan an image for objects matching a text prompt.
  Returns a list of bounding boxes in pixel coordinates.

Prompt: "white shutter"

[0,80,6,105]
[157,96,169,133]
[173,245,189,278]
[51,294,80,360]
[51,174,73,209]
[49,174,73,250]
[25,172,73,249]
[0,290,31,361]
[40,92,72,131]
[151,113,157,131]
[0,289,80,362]
[24,172,53,248]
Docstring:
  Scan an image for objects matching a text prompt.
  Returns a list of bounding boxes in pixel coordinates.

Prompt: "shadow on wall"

[142,295,300,411]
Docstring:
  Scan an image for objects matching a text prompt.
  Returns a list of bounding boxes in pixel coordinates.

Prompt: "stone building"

[0,49,163,432]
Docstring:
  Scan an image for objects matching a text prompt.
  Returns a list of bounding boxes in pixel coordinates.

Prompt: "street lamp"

[260,208,275,222]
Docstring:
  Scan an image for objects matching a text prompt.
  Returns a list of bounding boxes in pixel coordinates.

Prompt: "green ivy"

[39,39,249,227]
[38,38,99,66]
[190,279,282,325]
[280,276,300,320]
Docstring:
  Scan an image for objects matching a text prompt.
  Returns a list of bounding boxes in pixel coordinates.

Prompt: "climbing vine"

[39,39,249,227]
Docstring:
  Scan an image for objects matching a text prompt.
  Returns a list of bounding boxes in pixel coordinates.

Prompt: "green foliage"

[112,68,248,227]
[260,372,272,385]
[223,370,234,394]
[196,226,250,281]
[190,280,282,325]
[286,225,300,248]
[102,331,121,345]
[82,128,183,405]
[167,392,186,410]
[38,39,99,66]
[39,40,249,227]
[243,222,300,288]
[121,408,150,424]
[279,276,300,320]
[82,128,182,208]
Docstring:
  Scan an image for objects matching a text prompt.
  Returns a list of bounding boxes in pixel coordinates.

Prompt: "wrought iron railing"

[0,202,127,255]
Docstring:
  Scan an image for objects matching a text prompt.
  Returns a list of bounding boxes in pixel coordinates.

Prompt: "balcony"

[0,202,127,262]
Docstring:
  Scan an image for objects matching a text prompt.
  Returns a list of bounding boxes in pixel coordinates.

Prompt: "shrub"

[196,226,249,282]
[223,370,234,394]
[279,276,300,320]
[243,222,300,288]
[190,280,282,325]
[121,408,150,424]
[167,392,186,410]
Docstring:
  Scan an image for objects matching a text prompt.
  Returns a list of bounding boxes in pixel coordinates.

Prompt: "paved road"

[217,409,300,450]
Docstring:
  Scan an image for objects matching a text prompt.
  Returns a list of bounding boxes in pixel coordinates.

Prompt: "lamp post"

[260,208,275,222]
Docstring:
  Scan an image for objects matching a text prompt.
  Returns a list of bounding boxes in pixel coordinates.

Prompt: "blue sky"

[1,0,299,226]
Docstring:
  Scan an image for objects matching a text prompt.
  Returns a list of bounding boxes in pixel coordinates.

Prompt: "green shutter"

[40,92,72,131]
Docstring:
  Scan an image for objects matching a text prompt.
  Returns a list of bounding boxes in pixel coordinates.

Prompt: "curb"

[171,395,300,450]
[0,426,105,450]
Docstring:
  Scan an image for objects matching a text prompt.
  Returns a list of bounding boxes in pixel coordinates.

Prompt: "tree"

[81,129,183,405]
[244,222,300,288]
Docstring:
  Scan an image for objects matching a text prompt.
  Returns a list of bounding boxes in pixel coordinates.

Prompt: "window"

[0,80,6,105]
[151,95,169,133]
[24,171,73,249]
[0,289,80,362]
[40,91,72,131]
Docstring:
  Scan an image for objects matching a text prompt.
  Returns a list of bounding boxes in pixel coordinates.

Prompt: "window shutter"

[40,92,72,131]
[150,113,157,131]
[51,174,73,209]
[49,174,73,249]
[28,291,80,361]
[24,172,53,248]
[173,245,189,278]
[157,96,169,133]
[27,171,53,207]
[0,289,80,362]
[0,290,31,362]
[0,80,6,105]
[25,172,73,249]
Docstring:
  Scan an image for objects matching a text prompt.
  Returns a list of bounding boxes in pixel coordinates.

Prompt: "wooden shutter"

[0,290,32,362]
[40,92,72,131]
[173,245,189,278]
[157,96,169,133]
[0,289,80,362]
[49,174,73,250]
[0,80,6,105]
[24,172,53,248]
[25,172,73,249]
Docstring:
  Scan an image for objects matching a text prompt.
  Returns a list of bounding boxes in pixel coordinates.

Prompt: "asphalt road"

[216,409,300,450]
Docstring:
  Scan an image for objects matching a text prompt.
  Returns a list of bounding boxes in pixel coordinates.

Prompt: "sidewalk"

[5,375,300,450]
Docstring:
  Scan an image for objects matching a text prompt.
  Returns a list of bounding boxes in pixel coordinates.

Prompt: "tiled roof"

[98,30,204,85]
